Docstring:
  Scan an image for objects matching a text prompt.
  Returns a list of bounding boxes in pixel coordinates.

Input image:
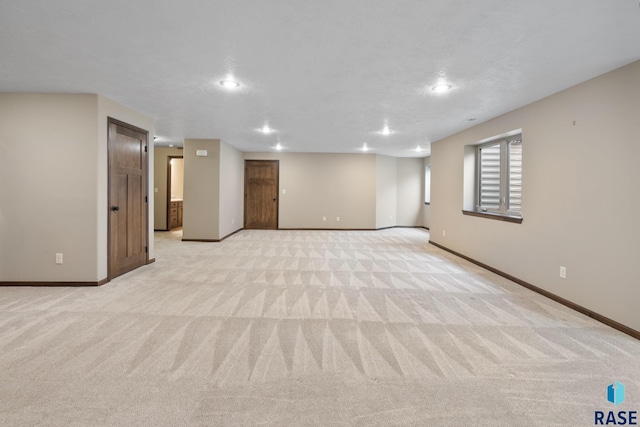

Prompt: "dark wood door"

[244,160,279,229]
[108,118,148,279]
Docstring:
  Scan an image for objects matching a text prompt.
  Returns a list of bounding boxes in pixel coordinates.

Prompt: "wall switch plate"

[56,253,63,264]
[336,217,340,222]
[282,189,286,194]
[560,266,567,279]
[322,216,326,221]
[442,230,446,237]
[231,219,235,225]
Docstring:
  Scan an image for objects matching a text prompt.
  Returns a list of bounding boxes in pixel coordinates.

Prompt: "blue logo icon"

[608,381,625,406]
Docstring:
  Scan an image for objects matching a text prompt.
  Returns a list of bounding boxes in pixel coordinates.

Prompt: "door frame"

[107,117,149,280]
[244,159,279,230]
[166,155,184,230]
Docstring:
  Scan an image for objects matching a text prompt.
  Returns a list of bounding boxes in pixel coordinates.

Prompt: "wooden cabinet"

[169,200,183,229]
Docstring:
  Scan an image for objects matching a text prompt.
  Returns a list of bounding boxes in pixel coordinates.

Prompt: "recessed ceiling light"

[259,124,274,134]
[431,83,453,93]
[169,144,174,148]
[416,146,422,152]
[275,143,283,151]
[362,143,369,152]
[219,79,240,89]
[379,125,392,136]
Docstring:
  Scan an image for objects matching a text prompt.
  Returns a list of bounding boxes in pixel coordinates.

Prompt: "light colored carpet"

[0,228,638,426]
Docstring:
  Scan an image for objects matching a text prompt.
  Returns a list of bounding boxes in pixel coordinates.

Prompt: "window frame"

[473,133,522,219]
[424,164,431,205]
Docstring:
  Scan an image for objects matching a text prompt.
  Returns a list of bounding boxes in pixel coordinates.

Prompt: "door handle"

[111,206,120,211]
[273,198,277,202]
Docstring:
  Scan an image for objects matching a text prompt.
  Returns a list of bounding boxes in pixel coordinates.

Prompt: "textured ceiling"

[1,1,640,157]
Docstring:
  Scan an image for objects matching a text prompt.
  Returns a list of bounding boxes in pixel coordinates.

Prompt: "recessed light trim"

[275,142,283,151]
[379,125,392,136]
[431,83,453,93]
[259,124,274,134]
[361,143,369,152]
[219,79,240,89]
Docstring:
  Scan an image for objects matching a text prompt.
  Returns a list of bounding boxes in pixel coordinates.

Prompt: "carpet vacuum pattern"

[0,228,638,426]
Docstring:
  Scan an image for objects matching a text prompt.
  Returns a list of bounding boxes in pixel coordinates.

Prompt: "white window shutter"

[479,143,501,210]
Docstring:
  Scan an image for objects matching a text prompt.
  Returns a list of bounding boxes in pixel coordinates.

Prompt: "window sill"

[461,210,523,224]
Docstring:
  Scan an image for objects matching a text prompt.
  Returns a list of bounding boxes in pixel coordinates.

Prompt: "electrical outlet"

[336,217,340,222]
[322,216,326,222]
[559,266,567,279]
[56,253,63,264]
[442,230,446,237]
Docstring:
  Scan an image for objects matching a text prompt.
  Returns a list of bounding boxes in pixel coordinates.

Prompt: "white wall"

[219,141,244,239]
[430,60,640,332]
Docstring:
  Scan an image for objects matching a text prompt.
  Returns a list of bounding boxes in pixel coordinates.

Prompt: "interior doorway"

[167,156,184,231]
[107,118,149,280]
[244,160,279,229]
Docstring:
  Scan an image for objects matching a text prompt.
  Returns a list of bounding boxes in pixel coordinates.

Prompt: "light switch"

[196,150,208,157]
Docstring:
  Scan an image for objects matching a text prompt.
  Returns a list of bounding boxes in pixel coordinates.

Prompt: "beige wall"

[182,139,220,240]
[375,155,397,229]
[219,141,244,239]
[0,93,154,282]
[423,156,431,228]
[171,158,184,200]
[243,152,426,230]
[430,60,640,332]
[176,140,242,241]
[244,152,377,229]
[0,94,99,281]
[153,147,183,230]
[396,157,424,227]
